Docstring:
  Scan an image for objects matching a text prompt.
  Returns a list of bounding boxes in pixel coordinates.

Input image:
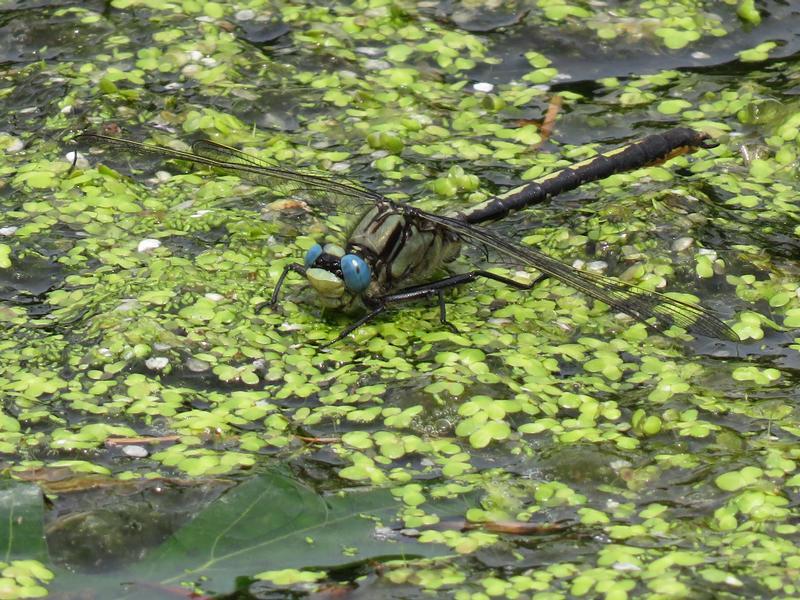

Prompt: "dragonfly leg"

[255,263,306,312]
[374,269,549,333]
[321,304,387,348]
[465,270,548,291]
[437,290,460,334]
[383,270,548,303]
[321,270,549,346]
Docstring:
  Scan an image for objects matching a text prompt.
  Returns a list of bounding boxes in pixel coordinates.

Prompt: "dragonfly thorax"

[303,202,462,313]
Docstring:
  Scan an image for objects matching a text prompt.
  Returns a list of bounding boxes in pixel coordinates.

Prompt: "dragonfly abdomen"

[457,127,711,225]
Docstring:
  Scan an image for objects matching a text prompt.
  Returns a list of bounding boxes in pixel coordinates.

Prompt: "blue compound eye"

[340,254,371,293]
[304,243,323,268]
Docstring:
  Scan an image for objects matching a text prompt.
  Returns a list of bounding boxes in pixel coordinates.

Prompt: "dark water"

[2,1,800,598]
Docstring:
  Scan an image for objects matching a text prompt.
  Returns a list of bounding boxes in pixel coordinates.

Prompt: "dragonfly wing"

[190,140,383,203]
[192,140,331,177]
[74,134,385,216]
[419,211,737,340]
[74,133,223,169]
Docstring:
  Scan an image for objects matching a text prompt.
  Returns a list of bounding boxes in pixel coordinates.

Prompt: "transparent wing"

[73,134,385,210]
[418,211,738,340]
[189,139,384,203]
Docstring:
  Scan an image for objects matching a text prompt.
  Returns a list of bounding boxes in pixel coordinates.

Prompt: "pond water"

[1,1,800,598]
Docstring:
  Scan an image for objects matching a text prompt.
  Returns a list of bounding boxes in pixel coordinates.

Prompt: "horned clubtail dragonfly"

[72,128,737,345]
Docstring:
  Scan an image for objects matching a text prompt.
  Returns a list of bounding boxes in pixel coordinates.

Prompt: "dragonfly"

[72,128,738,345]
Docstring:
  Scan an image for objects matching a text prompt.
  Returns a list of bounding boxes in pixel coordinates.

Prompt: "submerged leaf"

[0,480,46,562]
[55,470,447,598]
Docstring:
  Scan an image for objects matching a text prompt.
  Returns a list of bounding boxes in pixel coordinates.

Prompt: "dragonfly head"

[303,243,371,309]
